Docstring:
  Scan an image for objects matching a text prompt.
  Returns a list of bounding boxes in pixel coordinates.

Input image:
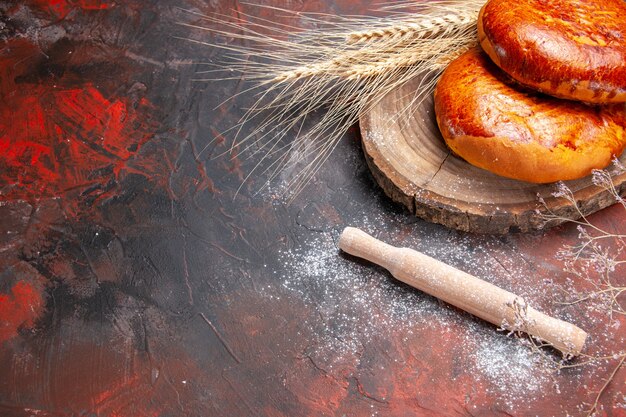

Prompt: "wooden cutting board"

[359,76,626,234]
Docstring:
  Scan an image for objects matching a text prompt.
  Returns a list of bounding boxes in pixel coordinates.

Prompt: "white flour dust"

[275,223,562,405]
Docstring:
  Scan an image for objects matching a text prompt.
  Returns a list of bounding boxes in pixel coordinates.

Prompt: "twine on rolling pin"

[338,227,588,356]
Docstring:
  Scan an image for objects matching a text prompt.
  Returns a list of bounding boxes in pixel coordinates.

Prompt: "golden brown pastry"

[478,0,626,103]
[434,48,626,183]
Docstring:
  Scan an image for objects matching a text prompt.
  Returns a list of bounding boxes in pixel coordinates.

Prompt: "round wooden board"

[359,76,626,234]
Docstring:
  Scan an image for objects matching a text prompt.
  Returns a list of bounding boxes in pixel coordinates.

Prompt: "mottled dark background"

[0,1,624,416]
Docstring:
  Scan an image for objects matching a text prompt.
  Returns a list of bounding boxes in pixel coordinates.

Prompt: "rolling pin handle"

[338,227,395,269]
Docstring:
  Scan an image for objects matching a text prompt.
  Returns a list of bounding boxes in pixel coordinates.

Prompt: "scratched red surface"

[0,1,624,416]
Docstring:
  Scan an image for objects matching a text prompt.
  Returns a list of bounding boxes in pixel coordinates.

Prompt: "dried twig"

[499,298,626,415]
[585,355,625,417]
[539,160,626,319]
[531,163,626,413]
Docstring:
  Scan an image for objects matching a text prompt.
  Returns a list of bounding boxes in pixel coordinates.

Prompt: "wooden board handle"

[338,227,588,356]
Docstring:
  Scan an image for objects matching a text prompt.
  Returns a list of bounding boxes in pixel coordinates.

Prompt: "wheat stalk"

[346,12,478,44]
[177,0,483,199]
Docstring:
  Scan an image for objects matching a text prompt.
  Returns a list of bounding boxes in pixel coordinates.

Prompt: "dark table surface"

[0,1,625,416]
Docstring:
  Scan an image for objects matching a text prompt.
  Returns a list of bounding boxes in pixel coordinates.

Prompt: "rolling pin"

[338,227,587,356]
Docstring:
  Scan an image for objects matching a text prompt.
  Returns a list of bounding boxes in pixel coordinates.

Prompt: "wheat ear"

[346,12,478,44]
[178,0,483,199]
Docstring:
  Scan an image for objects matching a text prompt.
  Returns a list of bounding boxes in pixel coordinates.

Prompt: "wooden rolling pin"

[338,227,587,356]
